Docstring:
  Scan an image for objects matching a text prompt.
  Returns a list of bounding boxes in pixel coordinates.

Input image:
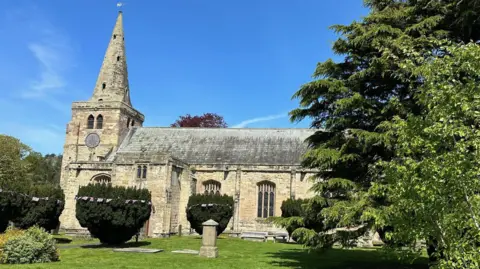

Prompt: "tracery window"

[87,115,94,129]
[257,181,275,218]
[203,180,221,195]
[92,174,111,184]
[96,115,103,129]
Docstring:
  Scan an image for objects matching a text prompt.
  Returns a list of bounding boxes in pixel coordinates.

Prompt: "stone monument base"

[199,246,218,258]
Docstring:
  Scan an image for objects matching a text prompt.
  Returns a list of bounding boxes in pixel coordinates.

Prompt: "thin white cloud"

[1,5,75,111]
[22,33,72,99]
[231,113,287,128]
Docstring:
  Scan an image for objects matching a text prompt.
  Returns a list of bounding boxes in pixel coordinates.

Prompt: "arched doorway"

[91,174,111,184]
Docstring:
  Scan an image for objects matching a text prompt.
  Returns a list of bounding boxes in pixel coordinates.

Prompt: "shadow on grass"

[81,241,151,249]
[54,237,73,244]
[189,236,228,240]
[267,248,429,269]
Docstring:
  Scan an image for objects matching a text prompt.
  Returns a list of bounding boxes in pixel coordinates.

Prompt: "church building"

[59,11,318,237]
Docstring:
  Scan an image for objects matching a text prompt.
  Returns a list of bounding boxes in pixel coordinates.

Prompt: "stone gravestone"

[199,219,218,258]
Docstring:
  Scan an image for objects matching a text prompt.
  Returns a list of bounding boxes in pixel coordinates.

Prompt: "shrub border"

[74,196,152,204]
[0,189,63,204]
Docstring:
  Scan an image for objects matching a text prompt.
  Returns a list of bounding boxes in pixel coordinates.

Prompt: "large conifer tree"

[289,0,480,247]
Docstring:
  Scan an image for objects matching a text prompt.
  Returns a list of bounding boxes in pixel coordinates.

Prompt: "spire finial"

[117,2,124,12]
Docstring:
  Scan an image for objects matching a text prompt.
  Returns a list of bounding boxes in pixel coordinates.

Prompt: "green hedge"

[281,198,305,218]
[280,198,305,238]
[75,183,151,245]
[0,220,8,233]
[0,192,16,233]
[278,198,327,240]
[186,194,234,235]
[0,185,64,233]
[13,185,64,231]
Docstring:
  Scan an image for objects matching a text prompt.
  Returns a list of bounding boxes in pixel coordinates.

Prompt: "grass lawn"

[6,236,429,269]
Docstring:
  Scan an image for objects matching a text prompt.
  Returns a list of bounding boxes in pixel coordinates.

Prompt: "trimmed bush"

[13,185,64,231]
[0,185,64,232]
[0,220,8,234]
[281,198,305,218]
[275,198,327,242]
[1,226,59,264]
[76,183,152,245]
[0,190,20,233]
[280,198,305,238]
[186,193,234,235]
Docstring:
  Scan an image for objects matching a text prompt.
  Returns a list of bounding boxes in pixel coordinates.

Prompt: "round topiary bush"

[75,183,152,245]
[186,193,234,235]
[0,226,59,264]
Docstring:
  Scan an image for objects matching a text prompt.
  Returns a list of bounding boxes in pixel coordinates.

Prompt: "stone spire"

[90,11,131,105]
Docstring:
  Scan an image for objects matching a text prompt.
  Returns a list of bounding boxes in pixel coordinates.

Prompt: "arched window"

[142,165,147,179]
[102,83,106,89]
[257,181,275,218]
[117,56,121,61]
[137,165,142,178]
[127,118,131,128]
[203,180,221,195]
[92,174,111,184]
[96,115,103,129]
[87,115,94,129]
[131,120,135,127]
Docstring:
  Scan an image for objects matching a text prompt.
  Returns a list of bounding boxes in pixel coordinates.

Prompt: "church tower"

[59,11,144,230]
[62,11,144,165]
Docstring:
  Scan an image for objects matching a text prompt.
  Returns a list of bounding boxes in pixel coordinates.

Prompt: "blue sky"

[0,0,368,154]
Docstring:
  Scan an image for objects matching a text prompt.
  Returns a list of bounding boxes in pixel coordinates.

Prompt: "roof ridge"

[135,126,316,131]
[114,126,316,165]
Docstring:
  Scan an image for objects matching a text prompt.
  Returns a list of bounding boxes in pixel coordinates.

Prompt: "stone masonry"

[58,11,319,237]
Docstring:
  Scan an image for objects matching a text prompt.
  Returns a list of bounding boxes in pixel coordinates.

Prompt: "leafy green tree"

[0,135,64,233]
[24,153,62,186]
[76,183,152,245]
[186,194,234,235]
[0,135,31,191]
[289,0,480,249]
[378,42,480,268]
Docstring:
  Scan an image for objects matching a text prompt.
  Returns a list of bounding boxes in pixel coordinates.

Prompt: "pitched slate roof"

[113,127,315,165]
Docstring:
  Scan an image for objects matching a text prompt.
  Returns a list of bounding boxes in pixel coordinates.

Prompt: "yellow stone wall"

[59,158,318,236]
[177,165,317,234]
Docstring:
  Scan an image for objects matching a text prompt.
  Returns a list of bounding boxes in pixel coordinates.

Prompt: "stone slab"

[240,231,268,242]
[172,249,200,255]
[242,237,266,242]
[112,248,163,253]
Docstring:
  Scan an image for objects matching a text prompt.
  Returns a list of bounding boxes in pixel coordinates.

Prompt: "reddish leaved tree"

[171,113,228,128]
